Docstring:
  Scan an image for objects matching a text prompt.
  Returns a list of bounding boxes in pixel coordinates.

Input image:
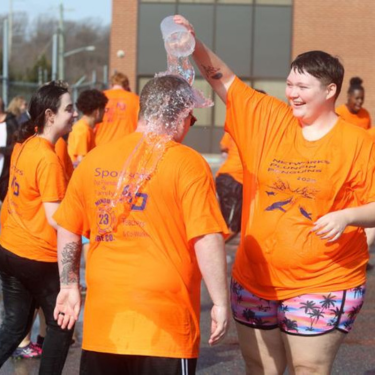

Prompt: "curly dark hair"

[76,89,108,115]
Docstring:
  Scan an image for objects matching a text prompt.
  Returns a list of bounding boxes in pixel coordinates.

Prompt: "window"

[253,79,287,102]
[192,78,213,126]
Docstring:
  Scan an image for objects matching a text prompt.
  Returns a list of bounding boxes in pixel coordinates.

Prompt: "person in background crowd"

[94,72,139,147]
[68,89,108,168]
[216,132,243,241]
[7,95,29,127]
[336,77,371,129]
[0,97,19,204]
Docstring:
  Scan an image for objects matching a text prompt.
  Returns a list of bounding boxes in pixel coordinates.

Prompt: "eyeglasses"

[190,114,197,127]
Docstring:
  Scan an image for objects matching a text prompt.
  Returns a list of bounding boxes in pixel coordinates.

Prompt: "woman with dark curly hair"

[0,81,77,374]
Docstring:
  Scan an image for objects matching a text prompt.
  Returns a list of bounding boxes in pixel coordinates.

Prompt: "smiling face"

[285,68,337,125]
[47,93,77,137]
[347,88,364,114]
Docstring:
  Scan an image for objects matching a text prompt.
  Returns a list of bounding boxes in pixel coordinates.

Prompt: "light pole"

[58,2,65,80]
[63,46,96,57]
[2,18,9,106]
[52,33,96,81]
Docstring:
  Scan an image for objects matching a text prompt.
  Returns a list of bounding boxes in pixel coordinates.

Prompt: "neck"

[82,115,96,128]
[38,123,63,145]
[38,132,60,145]
[136,120,178,141]
[112,84,124,90]
[300,111,338,141]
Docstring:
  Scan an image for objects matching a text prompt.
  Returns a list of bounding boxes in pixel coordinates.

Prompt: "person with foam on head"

[53,74,229,375]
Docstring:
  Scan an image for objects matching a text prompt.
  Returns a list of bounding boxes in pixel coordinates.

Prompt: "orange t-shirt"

[55,137,74,181]
[0,136,67,262]
[216,132,243,184]
[336,104,371,130]
[94,89,139,146]
[54,132,228,358]
[68,119,95,165]
[368,127,375,143]
[226,77,375,300]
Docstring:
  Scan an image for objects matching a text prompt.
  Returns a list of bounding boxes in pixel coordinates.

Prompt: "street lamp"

[64,46,96,58]
[51,32,96,80]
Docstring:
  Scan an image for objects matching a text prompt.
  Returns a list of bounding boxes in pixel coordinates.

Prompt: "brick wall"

[110,0,138,91]
[293,0,375,120]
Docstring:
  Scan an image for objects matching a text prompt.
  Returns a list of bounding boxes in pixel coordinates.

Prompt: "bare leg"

[282,329,345,375]
[38,309,47,338]
[235,322,287,375]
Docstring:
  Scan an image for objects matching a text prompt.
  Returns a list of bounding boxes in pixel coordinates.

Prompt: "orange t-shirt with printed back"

[336,104,371,130]
[94,89,139,146]
[216,132,243,184]
[55,136,74,182]
[68,119,95,164]
[54,132,228,358]
[226,77,375,300]
[0,136,67,262]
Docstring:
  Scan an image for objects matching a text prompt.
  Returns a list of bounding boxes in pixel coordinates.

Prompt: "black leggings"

[0,245,74,374]
[216,173,243,233]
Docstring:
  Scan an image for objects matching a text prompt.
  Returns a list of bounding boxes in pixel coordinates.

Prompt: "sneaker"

[35,335,44,350]
[12,342,42,359]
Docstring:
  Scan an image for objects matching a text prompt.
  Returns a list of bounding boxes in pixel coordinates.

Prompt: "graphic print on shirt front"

[264,158,330,221]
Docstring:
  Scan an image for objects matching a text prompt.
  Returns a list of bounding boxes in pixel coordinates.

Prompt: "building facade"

[110,0,375,153]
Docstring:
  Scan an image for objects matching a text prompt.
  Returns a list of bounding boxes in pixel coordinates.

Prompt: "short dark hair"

[139,75,195,125]
[76,89,108,115]
[18,81,69,143]
[291,51,344,98]
[348,76,364,95]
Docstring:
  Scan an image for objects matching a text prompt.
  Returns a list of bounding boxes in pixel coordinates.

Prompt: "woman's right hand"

[174,15,196,38]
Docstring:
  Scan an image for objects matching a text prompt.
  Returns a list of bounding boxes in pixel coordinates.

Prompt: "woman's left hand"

[312,210,350,242]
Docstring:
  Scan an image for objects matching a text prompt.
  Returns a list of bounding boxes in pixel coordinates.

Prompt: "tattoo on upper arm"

[201,65,223,80]
[60,241,81,284]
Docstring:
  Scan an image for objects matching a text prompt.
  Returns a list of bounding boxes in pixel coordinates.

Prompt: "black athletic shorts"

[80,350,197,375]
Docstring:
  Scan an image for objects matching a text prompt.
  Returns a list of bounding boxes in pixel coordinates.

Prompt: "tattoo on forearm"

[60,241,81,284]
[201,65,223,80]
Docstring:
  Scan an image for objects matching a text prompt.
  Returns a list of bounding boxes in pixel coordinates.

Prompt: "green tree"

[25,54,51,83]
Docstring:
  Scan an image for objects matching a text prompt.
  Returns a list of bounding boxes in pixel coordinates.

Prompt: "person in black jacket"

[0,97,19,203]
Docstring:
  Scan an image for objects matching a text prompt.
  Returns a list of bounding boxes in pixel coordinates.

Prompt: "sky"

[9,0,112,25]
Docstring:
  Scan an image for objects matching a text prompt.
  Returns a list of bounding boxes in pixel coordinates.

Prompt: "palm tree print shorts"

[231,278,366,336]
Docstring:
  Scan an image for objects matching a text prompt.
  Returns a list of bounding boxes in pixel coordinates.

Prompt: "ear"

[326,83,337,100]
[45,109,55,124]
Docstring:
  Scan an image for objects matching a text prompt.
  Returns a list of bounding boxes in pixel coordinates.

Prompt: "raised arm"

[174,15,235,103]
[53,226,82,329]
[193,232,229,346]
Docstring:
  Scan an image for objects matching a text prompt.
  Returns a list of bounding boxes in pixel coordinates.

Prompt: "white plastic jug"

[160,16,195,57]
